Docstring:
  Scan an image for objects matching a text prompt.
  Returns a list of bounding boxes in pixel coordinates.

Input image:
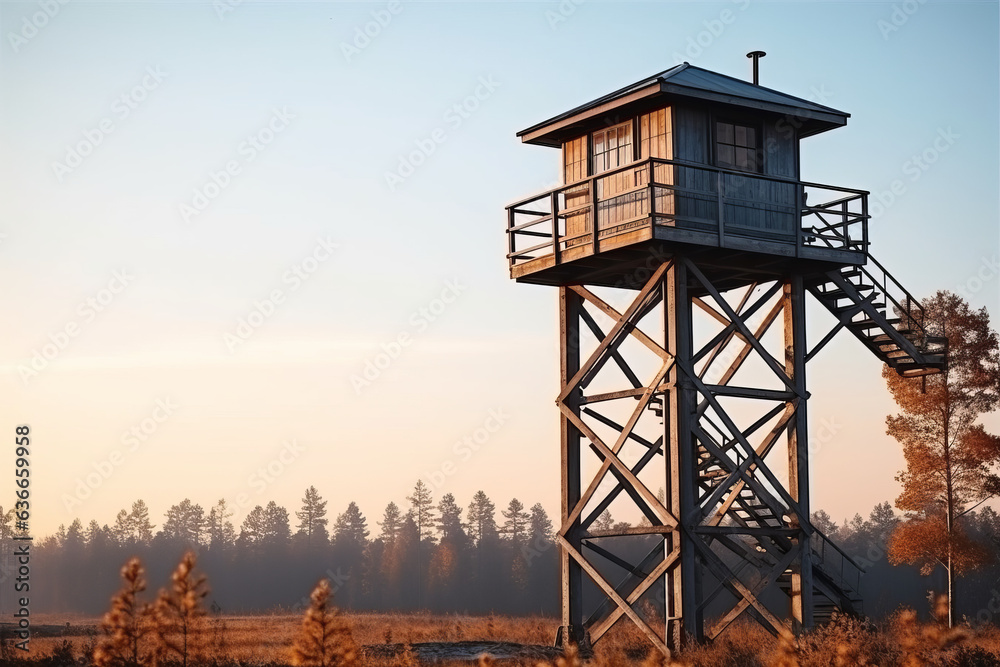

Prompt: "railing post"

[590,176,599,256]
[507,206,515,268]
[551,191,561,266]
[842,200,849,250]
[796,184,804,257]
[647,159,655,235]
[716,170,725,249]
[862,193,869,253]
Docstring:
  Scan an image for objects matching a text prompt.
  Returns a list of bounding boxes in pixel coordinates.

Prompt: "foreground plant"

[94,557,153,667]
[153,551,209,667]
[290,579,357,667]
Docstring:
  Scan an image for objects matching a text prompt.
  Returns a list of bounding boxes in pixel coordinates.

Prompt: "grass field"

[9,608,1000,666]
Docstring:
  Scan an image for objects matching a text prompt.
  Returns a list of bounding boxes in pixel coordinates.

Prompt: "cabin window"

[563,136,587,184]
[592,121,633,174]
[715,120,760,172]
[640,108,671,159]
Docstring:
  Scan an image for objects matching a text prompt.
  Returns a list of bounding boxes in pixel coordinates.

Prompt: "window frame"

[590,120,635,176]
[713,117,764,174]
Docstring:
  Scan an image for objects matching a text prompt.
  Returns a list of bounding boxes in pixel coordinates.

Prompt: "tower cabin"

[508,62,947,379]
[507,62,868,291]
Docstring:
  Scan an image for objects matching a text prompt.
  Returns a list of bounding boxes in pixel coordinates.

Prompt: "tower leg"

[557,287,585,648]
[665,260,700,648]
[784,276,813,630]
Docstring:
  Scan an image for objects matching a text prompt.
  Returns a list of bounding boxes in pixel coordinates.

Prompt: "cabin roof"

[518,63,851,147]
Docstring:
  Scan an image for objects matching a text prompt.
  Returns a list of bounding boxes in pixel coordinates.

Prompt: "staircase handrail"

[859,253,928,337]
[810,525,865,596]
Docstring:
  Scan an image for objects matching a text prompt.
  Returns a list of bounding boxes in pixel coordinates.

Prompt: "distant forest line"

[4,483,1000,623]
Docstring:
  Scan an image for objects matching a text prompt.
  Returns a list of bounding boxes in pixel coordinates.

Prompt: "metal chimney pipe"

[746,51,766,85]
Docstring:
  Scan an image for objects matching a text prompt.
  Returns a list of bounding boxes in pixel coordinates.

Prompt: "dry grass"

[10,608,1000,666]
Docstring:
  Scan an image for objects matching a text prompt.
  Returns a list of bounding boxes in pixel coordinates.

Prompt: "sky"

[0,0,997,540]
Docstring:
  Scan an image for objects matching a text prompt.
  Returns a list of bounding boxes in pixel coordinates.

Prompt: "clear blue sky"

[1,1,997,538]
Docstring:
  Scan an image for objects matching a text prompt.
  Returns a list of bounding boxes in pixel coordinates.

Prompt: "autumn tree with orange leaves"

[884,291,1000,627]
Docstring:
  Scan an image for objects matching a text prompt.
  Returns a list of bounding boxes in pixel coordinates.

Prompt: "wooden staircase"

[696,433,864,625]
[808,254,947,377]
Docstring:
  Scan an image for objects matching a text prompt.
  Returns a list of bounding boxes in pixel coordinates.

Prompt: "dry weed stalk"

[153,551,209,667]
[290,579,358,667]
[895,595,970,667]
[93,557,153,667]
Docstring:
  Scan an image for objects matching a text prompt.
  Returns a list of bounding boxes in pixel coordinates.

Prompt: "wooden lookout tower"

[505,61,947,655]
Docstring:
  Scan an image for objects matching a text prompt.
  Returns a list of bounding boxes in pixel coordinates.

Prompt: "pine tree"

[112,509,131,546]
[501,498,530,546]
[289,579,357,667]
[332,502,369,549]
[377,502,402,547]
[406,480,436,543]
[65,518,86,551]
[263,500,292,546]
[436,493,466,543]
[129,500,155,544]
[466,491,499,546]
[593,510,614,533]
[206,499,236,549]
[162,499,206,545]
[94,557,153,667]
[239,505,267,546]
[810,509,839,538]
[153,551,209,667]
[0,506,14,540]
[885,291,1000,626]
[526,502,554,559]
[296,486,330,547]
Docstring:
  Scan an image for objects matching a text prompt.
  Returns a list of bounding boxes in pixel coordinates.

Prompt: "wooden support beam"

[570,284,671,360]
[558,535,672,656]
[559,287,584,643]
[784,277,814,630]
[683,259,801,397]
[558,264,670,403]
[588,550,679,643]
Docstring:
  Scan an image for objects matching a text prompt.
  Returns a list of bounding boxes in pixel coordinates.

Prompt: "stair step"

[816,285,875,300]
[902,367,943,378]
[849,318,901,330]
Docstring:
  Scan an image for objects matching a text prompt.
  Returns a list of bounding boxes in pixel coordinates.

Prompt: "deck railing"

[506,157,869,269]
